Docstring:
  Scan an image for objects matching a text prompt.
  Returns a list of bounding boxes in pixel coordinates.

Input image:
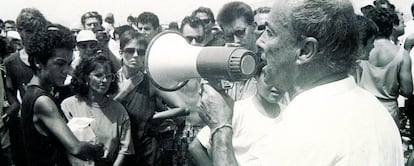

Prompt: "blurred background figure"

[69,22,83,37]
[73,30,98,68]
[180,16,205,46]
[126,15,137,30]
[351,15,378,83]
[253,6,270,39]
[81,11,102,30]
[191,6,225,46]
[361,7,412,127]
[168,22,179,32]
[374,0,393,10]
[5,31,23,54]
[0,31,13,166]
[136,12,161,41]
[4,8,49,166]
[103,12,115,38]
[3,20,16,32]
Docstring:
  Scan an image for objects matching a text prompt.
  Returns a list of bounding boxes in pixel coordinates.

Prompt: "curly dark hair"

[25,24,75,73]
[71,53,119,97]
[365,7,395,38]
[16,8,48,34]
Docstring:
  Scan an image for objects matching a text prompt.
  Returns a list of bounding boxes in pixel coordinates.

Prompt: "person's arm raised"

[34,96,104,161]
[198,83,237,166]
[151,84,190,120]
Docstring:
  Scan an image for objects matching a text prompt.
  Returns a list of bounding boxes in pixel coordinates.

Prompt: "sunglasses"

[123,48,146,56]
[256,25,266,31]
[200,19,211,25]
[224,28,247,42]
[77,42,98,49]
[185,36,204,43]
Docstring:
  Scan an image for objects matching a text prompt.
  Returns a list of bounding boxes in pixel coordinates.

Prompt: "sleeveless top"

[117,72,156,139]
[21,85,69,166]
[359,45,403,121]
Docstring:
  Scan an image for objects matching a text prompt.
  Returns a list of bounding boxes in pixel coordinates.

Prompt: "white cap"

[6,31,21,40]
[76,30,97,42]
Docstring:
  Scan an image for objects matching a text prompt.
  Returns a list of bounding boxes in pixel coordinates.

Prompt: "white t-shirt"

[197,96,284,166]
[251,77,403,166]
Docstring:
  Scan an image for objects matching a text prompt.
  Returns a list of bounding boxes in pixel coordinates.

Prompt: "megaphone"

[145,31,257,91]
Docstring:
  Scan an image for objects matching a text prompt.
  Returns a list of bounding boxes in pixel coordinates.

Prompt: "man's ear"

[296,37,318,65]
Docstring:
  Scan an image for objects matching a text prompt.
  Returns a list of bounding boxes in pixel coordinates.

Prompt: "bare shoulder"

[33,95,58,115]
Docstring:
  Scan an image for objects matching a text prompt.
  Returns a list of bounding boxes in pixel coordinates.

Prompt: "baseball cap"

[76,30,97,42]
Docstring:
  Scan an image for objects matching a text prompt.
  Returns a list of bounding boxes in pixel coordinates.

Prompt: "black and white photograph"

[0,0,414,165]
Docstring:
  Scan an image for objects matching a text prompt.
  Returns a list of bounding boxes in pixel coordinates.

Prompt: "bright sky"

[0,0,413,28]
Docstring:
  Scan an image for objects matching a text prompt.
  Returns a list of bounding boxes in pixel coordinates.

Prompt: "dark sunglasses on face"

[234,29,246,38]
[138,27,152,31]
[200,19,211,25]
[185,36,204,43]
[224,28,247,42]
[256,25,266,31]
[123,48,146,56]
[78,42,97,49]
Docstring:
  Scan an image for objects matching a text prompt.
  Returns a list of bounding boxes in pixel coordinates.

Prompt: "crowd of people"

[0,0,413,165]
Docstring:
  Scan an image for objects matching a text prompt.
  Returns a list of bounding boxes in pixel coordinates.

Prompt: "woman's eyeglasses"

[91,73,116,82]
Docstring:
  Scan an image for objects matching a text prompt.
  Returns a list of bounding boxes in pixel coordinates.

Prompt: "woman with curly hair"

[61,53,134,166]
[21,23,104,166]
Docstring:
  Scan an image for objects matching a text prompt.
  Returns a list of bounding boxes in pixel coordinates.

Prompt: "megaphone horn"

[145,31,257,91]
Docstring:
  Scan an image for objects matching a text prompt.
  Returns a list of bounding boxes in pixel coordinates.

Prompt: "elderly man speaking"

[198,0,404,165]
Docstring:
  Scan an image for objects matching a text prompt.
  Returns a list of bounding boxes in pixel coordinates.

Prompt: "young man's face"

[254,13,269,38]
[137,22,157,40]
[195,12,213,29]
[77,40,98,58]
[4,23,15,32]
[182,24,205,46]
[256,72,285,104]
[42,49,73,87]
[83,17,101,30]
[221,17,256,52]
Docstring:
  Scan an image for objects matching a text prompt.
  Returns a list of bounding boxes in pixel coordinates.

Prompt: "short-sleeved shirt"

[197,96,284,165]
[61,95,134,164]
